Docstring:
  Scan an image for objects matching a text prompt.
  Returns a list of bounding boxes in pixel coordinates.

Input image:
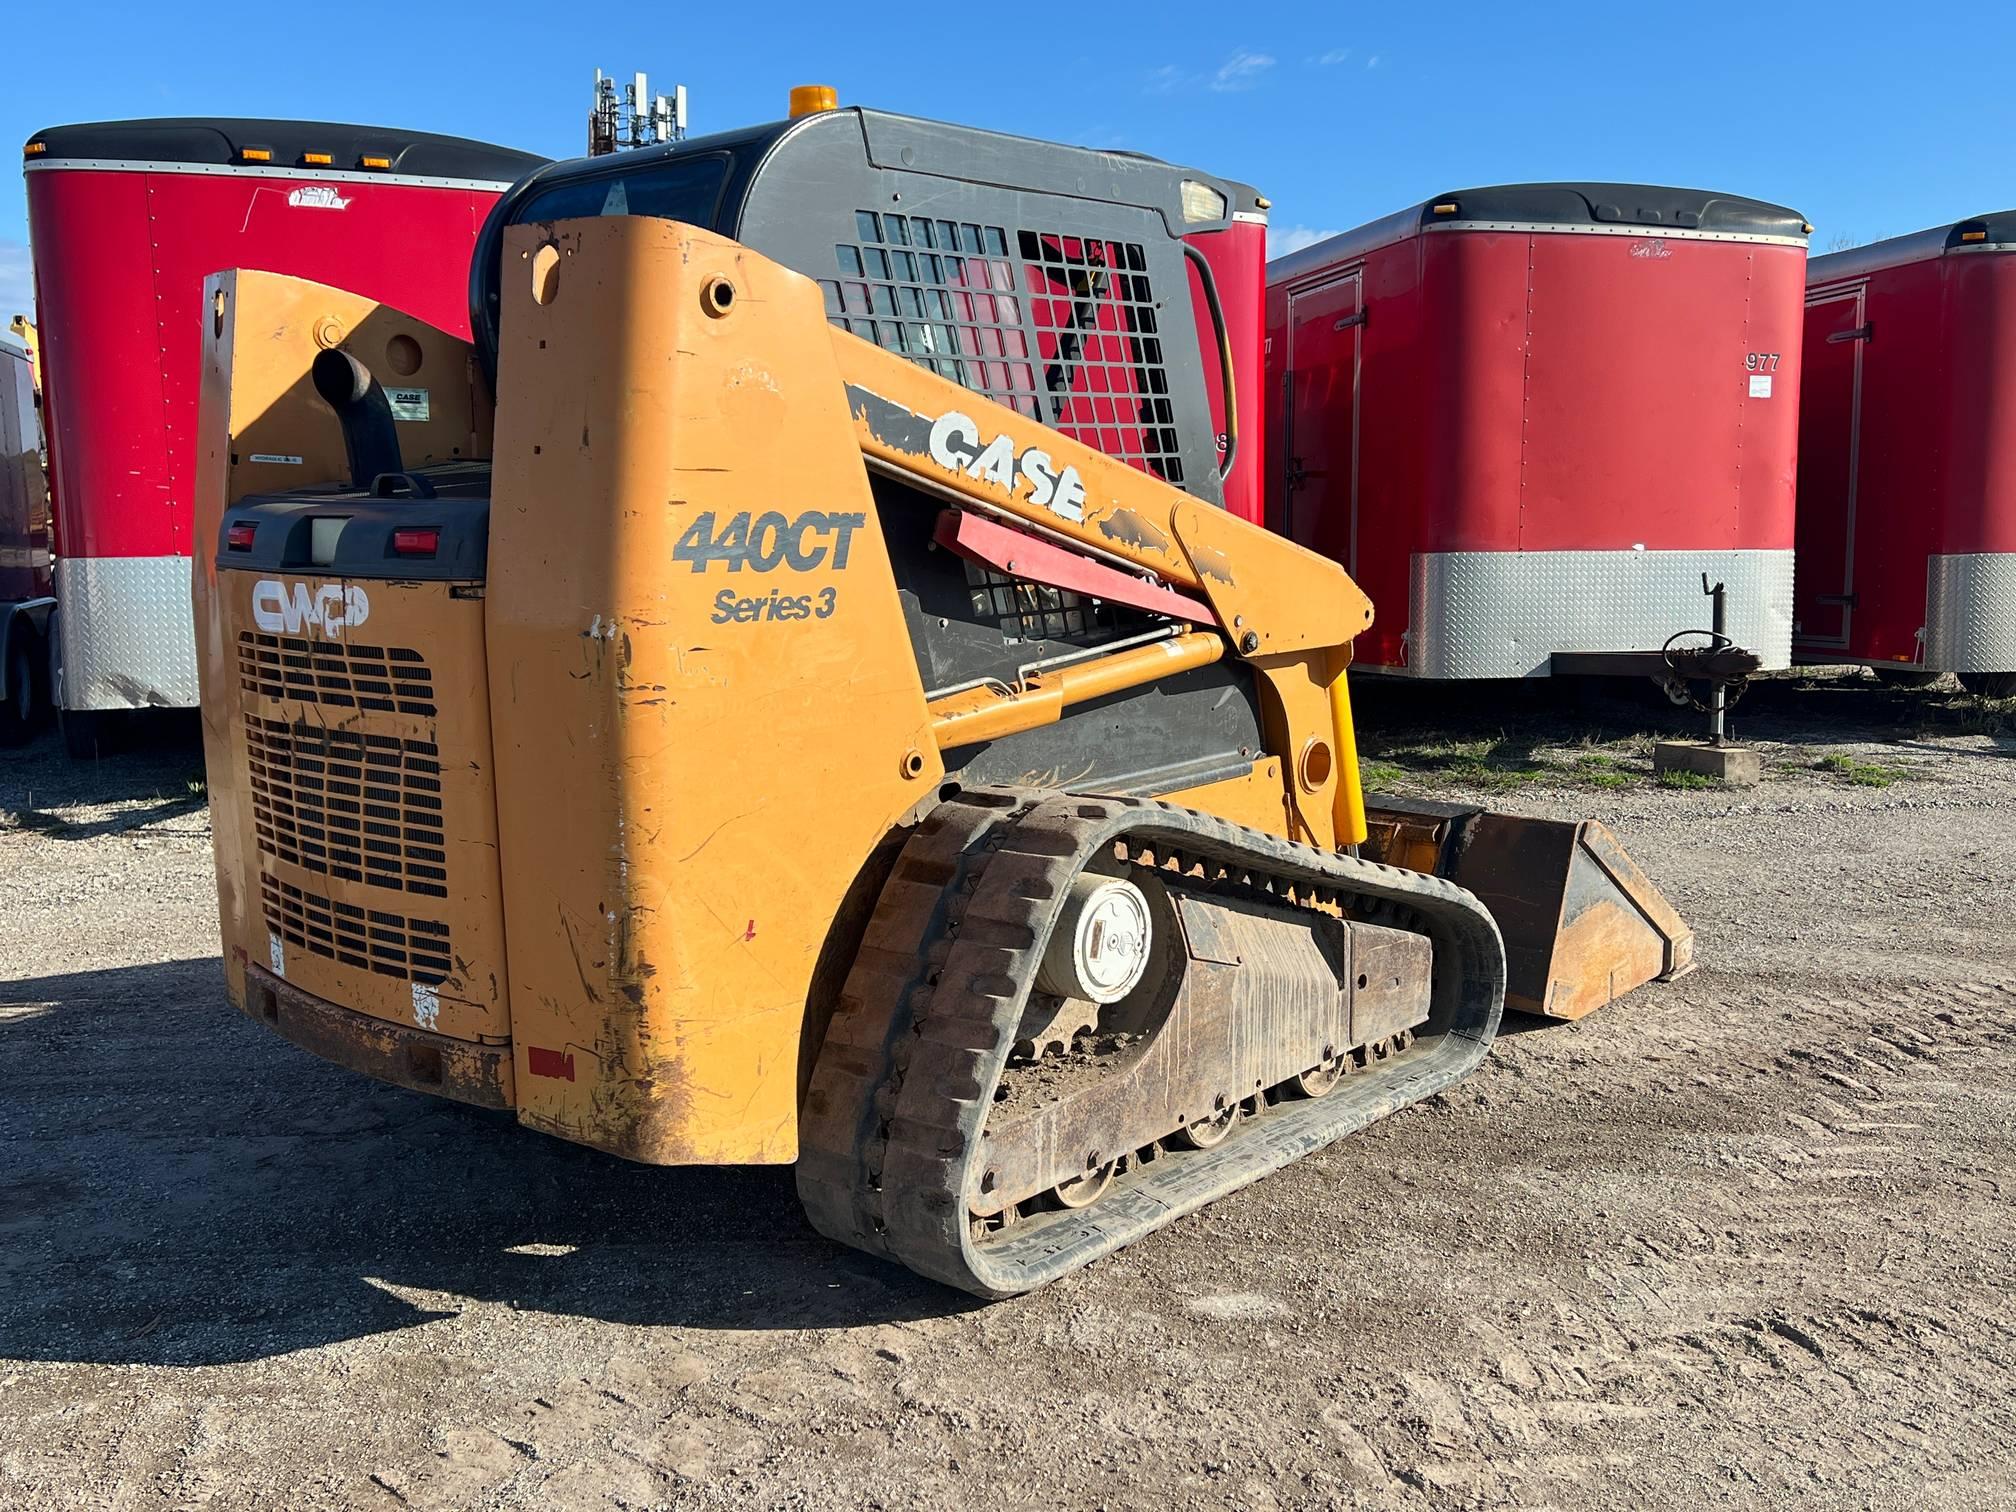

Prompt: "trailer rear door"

[1795,285,1869,648]
[1283,272,1362,571]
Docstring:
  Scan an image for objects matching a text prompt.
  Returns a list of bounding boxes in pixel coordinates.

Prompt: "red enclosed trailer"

[1795,213,2016,695]
[1265,184,1809,679]
[23,119,544,751]
[0,334,52,742]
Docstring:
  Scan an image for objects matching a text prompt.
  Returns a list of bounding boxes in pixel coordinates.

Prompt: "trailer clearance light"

[360,154,393,170]
[1432,202,1459,216]
[23,141,46,156]
[1961,229,1989,242]
[392,527,441,557]
[302,151,333,166]
[237,146,274,163]
[226,523,257,551]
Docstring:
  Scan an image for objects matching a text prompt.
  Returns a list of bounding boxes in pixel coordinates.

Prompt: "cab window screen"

[515,154,729,228]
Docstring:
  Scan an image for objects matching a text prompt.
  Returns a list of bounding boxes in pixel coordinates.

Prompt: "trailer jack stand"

[1652,576,1763,786]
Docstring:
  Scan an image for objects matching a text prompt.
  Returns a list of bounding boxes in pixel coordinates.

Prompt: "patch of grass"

[1581,769,1635,790]
[1359,761,1408,792]
[1928,699,2015,736]
[1566,752,1635,789]
[1368,735,1553,792]
[1655,769,1721,790]
[1812,753,1906,788]
[1361,731,1666,794]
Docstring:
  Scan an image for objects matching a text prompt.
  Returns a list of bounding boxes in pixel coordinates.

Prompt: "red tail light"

[392,527,440,557]
[226,522,256,550]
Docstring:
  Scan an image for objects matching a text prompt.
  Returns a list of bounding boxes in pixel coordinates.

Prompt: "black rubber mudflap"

[797,789,1505,1297]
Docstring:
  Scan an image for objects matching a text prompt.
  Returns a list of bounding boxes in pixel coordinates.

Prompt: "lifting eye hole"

[531,244,561,306]
[1298,738,1333,792]
[212,289,226,339]
[700,275,736,318]
[386,333,423,377]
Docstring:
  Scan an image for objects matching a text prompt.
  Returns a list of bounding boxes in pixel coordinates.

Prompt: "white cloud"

[1365,54,1382,69]
[1268,225,1343,258]
[1145,63,1194,95]
[1313,48,1351,66]
[0,240,33,321]
[1210,49,1277,92]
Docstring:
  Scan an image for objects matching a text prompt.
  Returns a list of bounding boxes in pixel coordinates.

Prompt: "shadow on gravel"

[0,958,973,1368]
[0,717,209,836]
[1352,671,2016,775]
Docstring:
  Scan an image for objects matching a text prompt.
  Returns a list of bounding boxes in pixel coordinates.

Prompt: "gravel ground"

[2,679,2013,1511]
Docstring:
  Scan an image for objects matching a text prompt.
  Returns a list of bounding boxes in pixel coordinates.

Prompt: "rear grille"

[237,632,437,716]
[261,872,453,985]
[244,714,447,898]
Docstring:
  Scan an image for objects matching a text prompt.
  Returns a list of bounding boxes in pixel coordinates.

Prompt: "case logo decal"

[927,410,1088,522]
[251,579,371,637]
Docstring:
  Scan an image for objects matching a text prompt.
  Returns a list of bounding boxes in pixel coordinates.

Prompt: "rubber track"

[796,788,1507,1298]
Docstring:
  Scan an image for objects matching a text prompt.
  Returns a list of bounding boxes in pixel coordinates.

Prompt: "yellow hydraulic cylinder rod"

[930,632,1225,751]
[1325,645,1369,848]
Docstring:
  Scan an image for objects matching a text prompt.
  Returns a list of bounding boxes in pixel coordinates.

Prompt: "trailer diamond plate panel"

[1925,553,2016,673]
[1406,549,1794,679]
[54,555,200,710]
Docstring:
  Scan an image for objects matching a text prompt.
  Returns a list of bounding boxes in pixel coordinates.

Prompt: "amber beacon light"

[789,84,839,117]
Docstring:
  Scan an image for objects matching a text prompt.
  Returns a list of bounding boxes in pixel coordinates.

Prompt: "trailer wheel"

[0,628,37,746]
[1959,671,2016,700]
[46,611,108,759]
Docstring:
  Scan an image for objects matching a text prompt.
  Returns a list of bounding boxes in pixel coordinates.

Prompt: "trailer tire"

[0,628,37,747]
[1959,671,2016,700]
[46,611,109,759]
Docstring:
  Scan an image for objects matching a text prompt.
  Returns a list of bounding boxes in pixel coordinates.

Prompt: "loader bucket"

[1360,797,1694,1020]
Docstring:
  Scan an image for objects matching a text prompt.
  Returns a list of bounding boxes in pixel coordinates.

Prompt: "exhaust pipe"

[310,348,403,489]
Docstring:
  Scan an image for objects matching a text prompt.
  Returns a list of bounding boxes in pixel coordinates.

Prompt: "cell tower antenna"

[588,68,689,155]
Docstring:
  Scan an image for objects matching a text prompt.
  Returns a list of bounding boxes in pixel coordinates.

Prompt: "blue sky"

[3,2,2009,321]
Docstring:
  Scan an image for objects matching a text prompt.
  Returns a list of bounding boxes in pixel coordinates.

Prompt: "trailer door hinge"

[1826,322,1873,344]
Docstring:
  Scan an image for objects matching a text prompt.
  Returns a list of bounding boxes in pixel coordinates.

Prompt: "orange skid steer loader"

[192,106,1689,1295]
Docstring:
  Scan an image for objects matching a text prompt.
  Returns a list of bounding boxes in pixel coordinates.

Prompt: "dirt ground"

[2,678,2013,1511]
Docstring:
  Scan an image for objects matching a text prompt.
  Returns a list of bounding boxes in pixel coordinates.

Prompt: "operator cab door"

[1795,284,1869,649]
[1283,272,1363,572]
